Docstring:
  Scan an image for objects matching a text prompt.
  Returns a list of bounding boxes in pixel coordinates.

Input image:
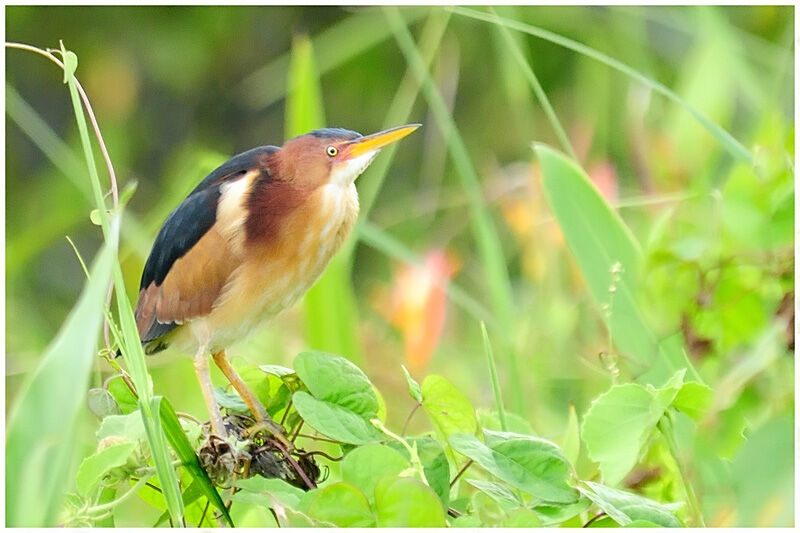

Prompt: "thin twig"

[401,402,421,436]
[175,411,202,426]
[296,450,344,462]
[583,512,606,527]
[198,500,210,528]
[449,459,473,488]
[279,401,293,426]
[269,507,281,528]
[144,481,163,494]
[7,41,122,356]
[295,433,340,444]
[290,420,304,442]
[272,438,316,490]
[87,476,152,516]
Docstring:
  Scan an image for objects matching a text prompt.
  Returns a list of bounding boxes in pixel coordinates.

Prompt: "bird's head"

[272,124,421,188]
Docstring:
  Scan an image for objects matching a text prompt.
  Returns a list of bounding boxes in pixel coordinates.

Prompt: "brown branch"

[401,402,422,436]
[198,500,210,528]
[279,400,293,426]
[295,433,340,444]
[583,512,606,528]
[297,450,344,462]
[271,438,316,490]
[449,459,473,488]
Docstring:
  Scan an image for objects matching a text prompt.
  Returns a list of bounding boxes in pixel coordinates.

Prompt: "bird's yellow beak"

[343,123,421,159]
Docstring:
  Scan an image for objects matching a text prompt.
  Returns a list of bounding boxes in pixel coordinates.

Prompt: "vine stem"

[371,419,429,486]
[658,414,705,527]
[401,402,421,436]
[85,475,152,517]
[449,459,473,488]
[6,41,121,352]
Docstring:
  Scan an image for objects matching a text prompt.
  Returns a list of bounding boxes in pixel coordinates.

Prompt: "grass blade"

[142,397,185,524]
[158,398,234,526]
[57,41,185,525]
[353,7,450,227]
[481,322,507,432]
[534,144,698,384]
[285,33,363,363]
[449,6,753,164]
[6,242,114,526]
[384,6,524,413]
[238,7,427,110]
[489,7,578,161]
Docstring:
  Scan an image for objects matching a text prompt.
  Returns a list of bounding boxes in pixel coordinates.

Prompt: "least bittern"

[132,124,420,439]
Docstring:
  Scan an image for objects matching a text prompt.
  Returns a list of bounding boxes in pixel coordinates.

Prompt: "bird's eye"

[326,145,338,157]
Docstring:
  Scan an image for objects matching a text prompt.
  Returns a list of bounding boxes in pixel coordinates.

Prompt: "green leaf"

[533,498,592,526]
[214,386,250,414]
[341,444,410,502]
[61,50,78,84]
[230,480,335,527]
[581,371,684,485]
[388,436,450,506]
[153,479,209,527]
[158,397,233,527]
[451,514,482,527]
[234,477,306,509]
[374,476,447,527]
[401,364,423,403]
[142,397,184,524]
[292,391,383,445]
[579,481,681,527]
[6,243,113,527]
[465,479,523,511]
[98,411,146,442]
[88,387,121,419]
[449,432,577,503]
[731,414,794,526]
[502,508,543,527]
[587,516,622,527]
[535,144,698,385]
[89,208,103,225]
[106,377,138,414]
[237,364,271,408]
[259,364,296,378]
[470,490,506,525]
[294,351,378,418]
[75,441,136,497]
[421,375,478,444]
[305,482,375,527]
[478,409,534,435]
[672,381,713,421]
[562,404,580,466]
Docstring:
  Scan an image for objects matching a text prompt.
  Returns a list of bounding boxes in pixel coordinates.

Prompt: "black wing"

[139,145,279,291]
[136,145,278,345]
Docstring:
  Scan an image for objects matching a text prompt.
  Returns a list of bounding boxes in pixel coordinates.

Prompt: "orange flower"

[385,250,459,371]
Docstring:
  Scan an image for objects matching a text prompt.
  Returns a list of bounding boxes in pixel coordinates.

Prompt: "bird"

[132,124,421,441]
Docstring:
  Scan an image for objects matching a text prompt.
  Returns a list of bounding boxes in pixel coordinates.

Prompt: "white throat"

[329,150,379,187]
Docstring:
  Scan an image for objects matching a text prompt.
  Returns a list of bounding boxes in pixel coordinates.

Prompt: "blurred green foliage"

[6,5,794,527]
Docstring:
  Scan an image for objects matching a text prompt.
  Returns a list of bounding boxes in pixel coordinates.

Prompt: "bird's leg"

[193,344,227,438]
[211,350,290,447]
